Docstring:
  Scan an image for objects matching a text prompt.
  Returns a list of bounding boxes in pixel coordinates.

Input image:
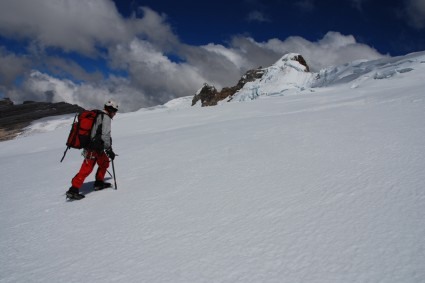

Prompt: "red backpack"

[60,110,102,162]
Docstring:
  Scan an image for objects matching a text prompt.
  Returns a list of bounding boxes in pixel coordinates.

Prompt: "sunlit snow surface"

[1,52,425,283]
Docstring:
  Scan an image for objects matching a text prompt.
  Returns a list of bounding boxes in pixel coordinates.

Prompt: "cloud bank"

[0,0,387,111]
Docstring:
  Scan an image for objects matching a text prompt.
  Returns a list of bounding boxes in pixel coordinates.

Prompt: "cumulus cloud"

[15,70,146,112]
[0,0,132,56]
[0,48,31,86]
[109,39,206,106]
[0,0,386,111]
[244,31,385,71]
[130,7,180,51]
[43,57,104,82]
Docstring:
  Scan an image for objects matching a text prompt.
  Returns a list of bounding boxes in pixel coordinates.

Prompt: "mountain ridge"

[0,100,83,141]
[191,51,425,106]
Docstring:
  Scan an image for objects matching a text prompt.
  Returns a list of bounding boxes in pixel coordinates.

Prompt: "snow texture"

[1,51,425,283]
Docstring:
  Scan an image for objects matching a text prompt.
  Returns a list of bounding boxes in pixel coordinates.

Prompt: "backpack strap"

[89,110,105,151]
[94,110,104,137]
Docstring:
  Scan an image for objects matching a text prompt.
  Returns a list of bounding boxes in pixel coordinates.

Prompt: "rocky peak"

[192,67,265,107]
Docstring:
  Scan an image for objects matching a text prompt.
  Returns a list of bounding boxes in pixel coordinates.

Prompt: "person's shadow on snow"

[79,177,113,196]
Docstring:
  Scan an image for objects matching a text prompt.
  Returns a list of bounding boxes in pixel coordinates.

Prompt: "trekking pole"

[111,159,118,190]
[60,113,78,163]
[60,147,70,162]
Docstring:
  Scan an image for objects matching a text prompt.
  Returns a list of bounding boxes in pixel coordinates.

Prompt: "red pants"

[72,150,110,189]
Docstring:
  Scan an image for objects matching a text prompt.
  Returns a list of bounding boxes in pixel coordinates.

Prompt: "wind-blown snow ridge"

[313,51,425,88]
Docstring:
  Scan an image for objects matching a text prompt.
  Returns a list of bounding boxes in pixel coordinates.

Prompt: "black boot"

[66,187,85,200]
[93,180,112,191]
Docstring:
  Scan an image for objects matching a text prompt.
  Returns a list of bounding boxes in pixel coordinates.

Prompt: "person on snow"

[66,100,118,200]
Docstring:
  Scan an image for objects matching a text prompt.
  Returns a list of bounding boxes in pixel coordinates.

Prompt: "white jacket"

[90,110,112,149]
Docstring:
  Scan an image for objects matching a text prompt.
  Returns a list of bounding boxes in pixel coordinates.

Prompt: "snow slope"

[1,52,425,283]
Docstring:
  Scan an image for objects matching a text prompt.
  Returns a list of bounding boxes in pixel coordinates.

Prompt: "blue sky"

[0,0,424,111]
[114,0,425,56]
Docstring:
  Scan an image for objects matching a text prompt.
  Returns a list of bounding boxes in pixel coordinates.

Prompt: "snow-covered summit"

[273,53,310,72]
[231,53,315,101]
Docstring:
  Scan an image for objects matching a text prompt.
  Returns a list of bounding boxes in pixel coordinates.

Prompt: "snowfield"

[1,52,425,283]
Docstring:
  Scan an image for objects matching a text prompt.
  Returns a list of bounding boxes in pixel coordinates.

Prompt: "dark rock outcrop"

[292,54,310,72]
[192,67,266,107]
[0,100,84,141]
[0,98,13,106]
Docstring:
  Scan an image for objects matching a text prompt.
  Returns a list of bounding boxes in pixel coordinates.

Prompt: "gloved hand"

[105,147,116,160]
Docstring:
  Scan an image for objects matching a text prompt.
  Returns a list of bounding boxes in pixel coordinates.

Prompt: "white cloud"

[202,43,249,70]
[0,48,30,86]
[109,39,207,106]
[8,70,147,112]
[43,57,104,82]
[0,0,132,55]
[0,1,387,111]
[129,7,180,51]
[257,31,385,71]
[317,32,357,49]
